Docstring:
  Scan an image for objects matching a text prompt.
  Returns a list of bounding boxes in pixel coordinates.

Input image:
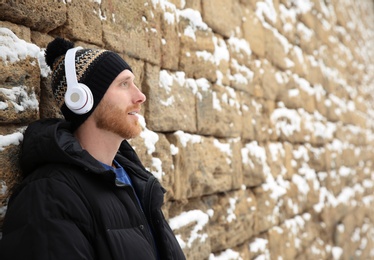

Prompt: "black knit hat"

[45,37,132,129]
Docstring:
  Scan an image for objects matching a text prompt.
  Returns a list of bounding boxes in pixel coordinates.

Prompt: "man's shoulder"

[22,163,86,186]
[8,163,89,204]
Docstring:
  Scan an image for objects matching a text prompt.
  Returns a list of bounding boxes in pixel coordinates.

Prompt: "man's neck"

[74,119,123,166]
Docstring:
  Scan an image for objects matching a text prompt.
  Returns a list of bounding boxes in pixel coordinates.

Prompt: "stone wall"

[1,0,374,259]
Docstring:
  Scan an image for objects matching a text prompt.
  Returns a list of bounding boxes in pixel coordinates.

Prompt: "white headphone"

[64,47,94,114]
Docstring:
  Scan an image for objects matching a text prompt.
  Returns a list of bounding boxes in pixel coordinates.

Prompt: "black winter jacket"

[0,119,185,260]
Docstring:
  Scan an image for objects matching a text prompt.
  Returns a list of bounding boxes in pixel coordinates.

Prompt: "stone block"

[331,0,349,28]
[300,238,331,260]
[0,1,66,33]
[30,31,54,51]
[292,171,320,212]
[306,116,334,146]
[177,22,218,83]
[335,124,367,147]
[354,95,367,115]
[296,21,317,55]
[243,100,275,143]
[214,36,231,87]
[225,242,250,260]
[333,223,348,254]
[0,58,40,124]
[253,184,280,233]
[267,225,297,260]
[324,95,342,122]
[277,74,316,113]
[242,10,266,58]
[52,1,101,45]
[102,0,161,64]
[319,197,355,237]
[342,147,360,168]
[240,93,256,141]
[177,7,215,77]
[203,189,256,252]
[247,235,270,259]
[229,58,255,93]
[289,46,307,78]
[307,146,328,172]
[278,213,319,257]
[0,21,31,41]
[265,142,288,180]
[159,5,180,70]
[227,37,252,68]
[314,84,328,118]
[143,65,197,133]
[178,13,215,52]
[314,15,332,47]
[290,144,309,174]
[241,140,273,187]
[196,84,242,138]
[39,76,63,120]
[261,60,281,101]
[357,222,374,260]
[270,105,308,143]
[164,199,212,259]
[264,26,293,71]
[202,0,242,38]
[299,8,316,29]
[338,228,363,260]
[342,110,366,128]
[305,55,324,86]
[244,59,265,98]
[167,133,242,200]
[183,0,201,11]
[320,68,338,96]
[325,142,345,170]
[283,142,295,178]
[179,48,218,83]
[279,183,303,219]
[277,3,297,44]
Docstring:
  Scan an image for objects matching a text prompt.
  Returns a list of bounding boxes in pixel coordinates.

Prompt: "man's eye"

[121,82,128,87]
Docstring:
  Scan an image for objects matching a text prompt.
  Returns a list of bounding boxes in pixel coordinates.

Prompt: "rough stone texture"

[0,57,40,124]
[1,0,374,259]
[202,0,242,38]
[52,1,102,45]
[102,0,162,64]
[143,64,197,133]
[0,1,66,33]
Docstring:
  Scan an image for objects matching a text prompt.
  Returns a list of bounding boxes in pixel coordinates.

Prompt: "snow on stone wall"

[1,0,374,259]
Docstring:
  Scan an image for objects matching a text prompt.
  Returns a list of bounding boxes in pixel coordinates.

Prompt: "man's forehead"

[116,70,135,81]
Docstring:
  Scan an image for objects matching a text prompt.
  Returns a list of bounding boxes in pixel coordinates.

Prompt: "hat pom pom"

[45,37,74,69]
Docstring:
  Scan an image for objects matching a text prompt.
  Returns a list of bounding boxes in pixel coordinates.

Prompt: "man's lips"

[127,108,141,116]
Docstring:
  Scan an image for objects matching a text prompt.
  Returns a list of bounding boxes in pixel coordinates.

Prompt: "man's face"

[93,70,146,139]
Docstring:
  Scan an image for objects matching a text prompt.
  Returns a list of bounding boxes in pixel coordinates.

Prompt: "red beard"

[93,98,142,140]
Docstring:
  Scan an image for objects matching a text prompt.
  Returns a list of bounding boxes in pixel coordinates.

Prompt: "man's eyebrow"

[121,76,134,81]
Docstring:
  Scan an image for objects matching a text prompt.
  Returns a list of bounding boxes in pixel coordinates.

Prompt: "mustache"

[125,105,141,113]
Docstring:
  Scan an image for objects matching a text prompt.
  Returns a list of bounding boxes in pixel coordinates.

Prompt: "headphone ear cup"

[64,47,94,115]
[65,83,94,115]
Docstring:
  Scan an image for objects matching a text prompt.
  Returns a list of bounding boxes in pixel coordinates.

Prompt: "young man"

[0,38,185,260]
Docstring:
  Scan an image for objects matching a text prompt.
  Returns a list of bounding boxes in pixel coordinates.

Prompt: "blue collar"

[100,160,133,186]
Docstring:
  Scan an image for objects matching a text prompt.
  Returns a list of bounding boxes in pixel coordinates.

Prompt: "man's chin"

[121,126,142,140]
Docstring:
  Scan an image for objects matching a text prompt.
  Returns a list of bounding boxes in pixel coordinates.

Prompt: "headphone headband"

[65,47,83,88]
